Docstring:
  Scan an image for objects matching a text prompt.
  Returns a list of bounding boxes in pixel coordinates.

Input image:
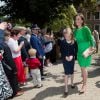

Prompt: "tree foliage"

[0,0,97,31]
[0,0,78,25]
[48,4,77,31]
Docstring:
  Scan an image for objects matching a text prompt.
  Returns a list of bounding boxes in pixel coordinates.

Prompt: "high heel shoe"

[79,85,86,95]
[63,92,68,98]
[71,85,75,89]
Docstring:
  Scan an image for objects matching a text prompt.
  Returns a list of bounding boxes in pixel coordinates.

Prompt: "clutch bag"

[82,48,95,58]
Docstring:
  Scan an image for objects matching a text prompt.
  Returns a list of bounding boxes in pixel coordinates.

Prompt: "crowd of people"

[0,13,99,99]
[0,19,56,99]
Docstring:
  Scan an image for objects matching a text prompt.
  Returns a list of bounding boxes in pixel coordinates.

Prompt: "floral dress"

[0,61,13,100]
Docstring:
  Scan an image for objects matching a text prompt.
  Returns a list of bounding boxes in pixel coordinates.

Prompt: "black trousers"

[39,58,44,77]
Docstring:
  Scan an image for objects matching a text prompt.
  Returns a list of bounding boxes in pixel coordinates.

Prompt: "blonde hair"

[63,27,75,44]
[28,48,37,57]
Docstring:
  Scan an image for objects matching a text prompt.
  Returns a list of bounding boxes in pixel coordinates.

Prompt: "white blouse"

[6,38,21,58]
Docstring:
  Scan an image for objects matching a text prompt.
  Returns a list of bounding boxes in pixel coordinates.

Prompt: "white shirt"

[6,38,21,58]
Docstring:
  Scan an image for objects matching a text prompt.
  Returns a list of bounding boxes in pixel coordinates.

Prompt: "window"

[94,24,100,32]
[86,12,91,20]
[94,12,100,20]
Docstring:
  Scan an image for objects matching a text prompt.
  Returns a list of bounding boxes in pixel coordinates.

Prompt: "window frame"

[94,12,100,20]
[94,24,100,32]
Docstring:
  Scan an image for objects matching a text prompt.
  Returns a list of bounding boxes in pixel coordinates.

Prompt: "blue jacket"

[30,33,45,57]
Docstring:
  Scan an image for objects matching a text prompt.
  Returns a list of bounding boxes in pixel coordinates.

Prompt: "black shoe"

[37,84,43,88]
[43,74,47,76]
[41,77,45,80]
[63,92,68,98]
[71,85,75,89]
[79,91,84,95]
[33,85,38,88]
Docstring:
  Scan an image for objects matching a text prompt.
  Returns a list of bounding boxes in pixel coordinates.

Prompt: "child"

[60,28,77,97]
[26,48,43,88]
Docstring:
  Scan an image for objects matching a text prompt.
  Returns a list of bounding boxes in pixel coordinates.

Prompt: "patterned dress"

[0,61,13,100]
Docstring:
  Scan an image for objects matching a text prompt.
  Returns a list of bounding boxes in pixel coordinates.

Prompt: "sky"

[0,1,5,7]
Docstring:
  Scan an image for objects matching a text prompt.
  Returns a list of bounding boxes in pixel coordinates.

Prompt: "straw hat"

[13,26,27,31]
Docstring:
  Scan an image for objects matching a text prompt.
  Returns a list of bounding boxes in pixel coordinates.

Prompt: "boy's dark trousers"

[38,58,44,79]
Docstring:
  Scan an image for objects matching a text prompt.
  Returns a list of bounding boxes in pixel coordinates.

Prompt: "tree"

[0,0,77,25]
[0,0,97,30]
[48,4,77,31]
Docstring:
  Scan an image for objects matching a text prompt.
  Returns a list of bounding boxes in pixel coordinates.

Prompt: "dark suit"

[30,34,45,57]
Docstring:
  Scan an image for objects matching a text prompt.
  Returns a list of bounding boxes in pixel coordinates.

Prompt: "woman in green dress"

[74,13,94,94]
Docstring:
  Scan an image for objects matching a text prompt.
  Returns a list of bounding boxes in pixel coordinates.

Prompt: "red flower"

[0,54,3,61]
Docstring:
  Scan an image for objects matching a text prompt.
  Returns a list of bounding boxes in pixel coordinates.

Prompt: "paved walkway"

[13,53,100,100]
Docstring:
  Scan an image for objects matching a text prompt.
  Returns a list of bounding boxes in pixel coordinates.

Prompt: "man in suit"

[30,24,45,80]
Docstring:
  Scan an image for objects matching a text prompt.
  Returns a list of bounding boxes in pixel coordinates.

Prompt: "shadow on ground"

[88,67,100,78]
[45,72,64,83]
[95,81,100,88]
[88,56,100,78]
[32,85,78,100]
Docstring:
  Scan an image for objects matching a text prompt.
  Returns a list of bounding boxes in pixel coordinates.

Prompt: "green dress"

[74,26,94,67]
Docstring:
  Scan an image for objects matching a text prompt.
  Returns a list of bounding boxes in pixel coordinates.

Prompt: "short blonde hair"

[28,48,37,57]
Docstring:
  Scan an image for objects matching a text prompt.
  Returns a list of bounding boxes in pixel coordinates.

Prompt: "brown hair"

[10,29,20,37]
[74,13,85,28]
[4,30,11,37]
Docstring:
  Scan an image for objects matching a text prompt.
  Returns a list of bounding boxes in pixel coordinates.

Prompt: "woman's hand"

[20,41,24,47]
[89,47,96,54]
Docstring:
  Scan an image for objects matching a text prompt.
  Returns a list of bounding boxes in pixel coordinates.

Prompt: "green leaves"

[48,4,77,31]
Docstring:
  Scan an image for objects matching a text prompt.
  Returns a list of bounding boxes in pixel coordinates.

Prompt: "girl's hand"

[69,56,73,61]
[65,56,68,61]
[65,56,70,61]
[65,56,73,61]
